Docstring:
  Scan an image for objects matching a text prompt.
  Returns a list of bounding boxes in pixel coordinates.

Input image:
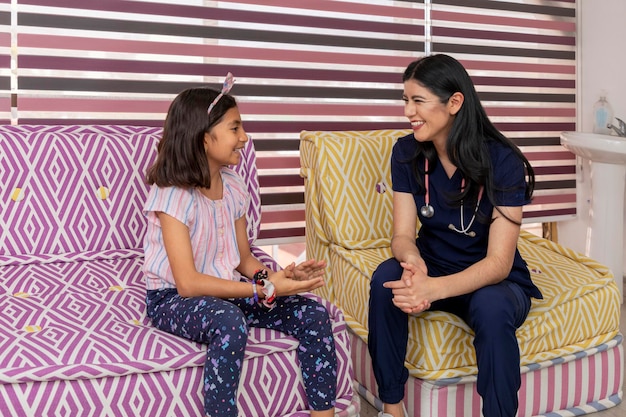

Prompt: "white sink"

[560,131,626,164]
[560,131,626,299]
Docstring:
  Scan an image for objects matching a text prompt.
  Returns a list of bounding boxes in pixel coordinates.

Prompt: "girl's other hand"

[287,259,327,281]
[269,260,327,296]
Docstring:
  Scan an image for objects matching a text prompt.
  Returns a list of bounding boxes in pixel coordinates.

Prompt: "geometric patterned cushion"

[299,129,411,302]
[1,256,193,383]
[231,135,261,244]
[1,125,274,268]
[300,129,411,249]
[0,125,161,261]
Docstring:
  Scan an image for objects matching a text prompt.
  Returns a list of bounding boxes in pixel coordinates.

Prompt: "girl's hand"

[268,260,327,296]
[285,259,327,281]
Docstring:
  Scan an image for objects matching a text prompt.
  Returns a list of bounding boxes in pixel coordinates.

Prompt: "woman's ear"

[448,92,464,115]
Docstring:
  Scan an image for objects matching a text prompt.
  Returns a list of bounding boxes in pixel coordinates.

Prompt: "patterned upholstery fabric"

[0,125,358,416]
[300,129,623,416]
[0,125,162,262]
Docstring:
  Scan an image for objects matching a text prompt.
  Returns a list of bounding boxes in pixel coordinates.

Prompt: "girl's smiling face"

[403,79,460,148]
[204,106,248,168]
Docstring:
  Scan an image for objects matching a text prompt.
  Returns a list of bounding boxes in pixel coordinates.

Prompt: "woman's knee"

[468,282,529,332]
[370,258,403,293]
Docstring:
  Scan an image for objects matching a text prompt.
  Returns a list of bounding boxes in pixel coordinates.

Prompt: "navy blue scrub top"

[391,133,542,300]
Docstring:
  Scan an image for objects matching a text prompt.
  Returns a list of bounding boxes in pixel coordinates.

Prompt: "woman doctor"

[367,54,543,417]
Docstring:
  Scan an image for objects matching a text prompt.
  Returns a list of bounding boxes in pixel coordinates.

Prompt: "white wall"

[558,0,626,279]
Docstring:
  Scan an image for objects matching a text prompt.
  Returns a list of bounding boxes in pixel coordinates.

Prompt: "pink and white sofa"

[0,125,359,417]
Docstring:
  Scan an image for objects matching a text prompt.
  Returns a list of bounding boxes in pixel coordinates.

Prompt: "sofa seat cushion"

[1,254,359,416]
[329,230,621,380]
[0,255,318,385]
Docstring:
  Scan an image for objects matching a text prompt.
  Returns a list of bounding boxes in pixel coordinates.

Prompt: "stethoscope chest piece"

[420,204,434,218]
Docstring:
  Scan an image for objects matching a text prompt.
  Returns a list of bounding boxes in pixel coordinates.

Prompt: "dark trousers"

[146,289,337,417]
[368,258,531,417]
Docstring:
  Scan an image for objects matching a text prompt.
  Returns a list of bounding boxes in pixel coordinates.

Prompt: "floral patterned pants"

[146,289,337,417]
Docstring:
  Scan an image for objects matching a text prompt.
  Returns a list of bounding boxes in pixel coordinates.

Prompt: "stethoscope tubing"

[419,158,483,237]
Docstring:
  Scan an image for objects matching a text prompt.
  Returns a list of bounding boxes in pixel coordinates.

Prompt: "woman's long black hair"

[403,54,535,224]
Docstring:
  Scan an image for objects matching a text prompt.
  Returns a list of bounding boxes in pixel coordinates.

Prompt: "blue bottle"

[593,93,613,135]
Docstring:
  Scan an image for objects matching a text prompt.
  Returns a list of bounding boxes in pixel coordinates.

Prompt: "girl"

[143,74,337,417]
[368,55,542,417]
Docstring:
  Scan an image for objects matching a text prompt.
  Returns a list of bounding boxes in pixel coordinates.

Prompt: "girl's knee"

[216,304,248,333]
[299,298,332,326]
[190,299,249,341]
[210,306,248,354]
[292,299,335,343]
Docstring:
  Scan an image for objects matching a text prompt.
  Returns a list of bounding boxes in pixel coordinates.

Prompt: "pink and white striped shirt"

[142,167,250,291]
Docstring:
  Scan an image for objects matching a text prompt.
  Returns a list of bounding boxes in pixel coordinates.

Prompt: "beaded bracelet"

[252,282,259,303]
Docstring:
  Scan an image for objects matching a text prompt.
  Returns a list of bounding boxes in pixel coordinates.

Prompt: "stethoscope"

[419,159,484,238]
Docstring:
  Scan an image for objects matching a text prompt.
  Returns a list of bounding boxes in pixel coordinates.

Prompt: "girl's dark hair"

[145,87,237,188]
[403,54,535,224]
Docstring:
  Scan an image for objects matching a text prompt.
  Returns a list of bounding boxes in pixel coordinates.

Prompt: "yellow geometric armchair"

[300,129,623,416]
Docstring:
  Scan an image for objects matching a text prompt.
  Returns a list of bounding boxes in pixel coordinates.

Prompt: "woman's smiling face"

[403,79,457,147]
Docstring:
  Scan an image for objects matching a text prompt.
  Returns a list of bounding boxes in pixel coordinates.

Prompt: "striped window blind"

[429,0,577,222]
[0,1,9,121]
[0,0,576,244]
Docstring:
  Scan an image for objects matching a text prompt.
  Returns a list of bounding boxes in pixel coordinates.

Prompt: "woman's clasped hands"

[384,261,433,314]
